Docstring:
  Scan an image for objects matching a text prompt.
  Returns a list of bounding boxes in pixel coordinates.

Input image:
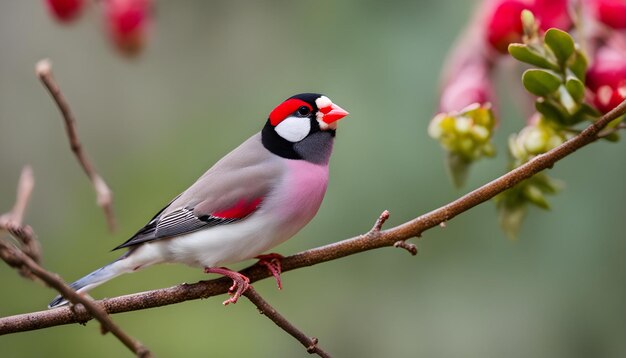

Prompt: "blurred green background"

[2,1,626,357]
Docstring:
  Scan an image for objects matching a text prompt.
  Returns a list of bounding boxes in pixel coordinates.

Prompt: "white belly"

[162,213,289,267]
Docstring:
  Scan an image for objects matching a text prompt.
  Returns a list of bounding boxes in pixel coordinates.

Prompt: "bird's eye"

[297,106,311,116]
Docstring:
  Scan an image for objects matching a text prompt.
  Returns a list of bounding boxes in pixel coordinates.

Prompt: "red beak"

[321,103,349,124]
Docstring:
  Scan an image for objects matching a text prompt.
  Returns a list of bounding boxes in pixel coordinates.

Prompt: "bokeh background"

[2,1,626,357]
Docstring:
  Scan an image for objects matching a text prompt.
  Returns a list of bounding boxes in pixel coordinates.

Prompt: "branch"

[0,242,152,358]
[243,286,331,358]
[35,59,116,232]
[0,170,152,357]
[0,166,41,278]
[2,98,626,335]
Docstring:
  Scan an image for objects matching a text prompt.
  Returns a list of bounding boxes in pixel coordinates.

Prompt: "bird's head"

[262,93,349,164]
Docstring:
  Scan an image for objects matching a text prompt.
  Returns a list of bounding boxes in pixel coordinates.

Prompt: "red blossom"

[440,62,493,113]
[45,0,84,23]
[592,0,626,29]
[484,0,572,54]
[586,45,626,113]
[105,0,151,56]
[485,0,530,53]
[533,0,572,30]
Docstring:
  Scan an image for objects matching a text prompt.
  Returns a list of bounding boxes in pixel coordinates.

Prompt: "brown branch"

[393,240,418,256]
[2,98,626,335]
[0,166,41,277]
[0,166,34,228]
[0,169,151,357]
[0,242,152,358]
[35,59,116,232]
[243,286,331,358]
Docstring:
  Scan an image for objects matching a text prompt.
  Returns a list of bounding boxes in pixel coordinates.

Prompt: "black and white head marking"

[262,93,339,162]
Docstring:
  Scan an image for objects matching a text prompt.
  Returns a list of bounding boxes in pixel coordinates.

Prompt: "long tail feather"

[48,255,131,309]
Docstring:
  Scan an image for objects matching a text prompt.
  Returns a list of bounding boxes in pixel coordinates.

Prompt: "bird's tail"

[48,253,132,309]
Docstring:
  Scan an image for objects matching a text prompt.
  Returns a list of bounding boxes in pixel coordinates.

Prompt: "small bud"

[586,44,626,114]
[510,118,565,161]
[105,0,152,57]
[521,9,537,35]
[45,0,84,23]
[429,103,497,187]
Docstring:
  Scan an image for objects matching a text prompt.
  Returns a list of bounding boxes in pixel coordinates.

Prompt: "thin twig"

[0,242,152,358]
[370,210,390,233]
[2,98,626,335]
[243,286,331,358]
[0,166,41,275]
[597,122,626,138]
[0,166,35,227]
[35,59,116,232]
[393,241,418,256]
[0,170,151,357]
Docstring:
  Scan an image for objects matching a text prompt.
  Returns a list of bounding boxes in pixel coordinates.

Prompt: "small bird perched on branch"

[49,93,348,308]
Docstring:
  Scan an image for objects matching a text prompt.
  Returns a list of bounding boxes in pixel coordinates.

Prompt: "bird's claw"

[255,253,284,290]
[204,266,251,305]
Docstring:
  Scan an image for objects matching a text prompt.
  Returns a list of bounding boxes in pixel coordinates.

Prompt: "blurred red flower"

[485,0,572,53]
[45,0,84,23]
[105,0,151,56]
[592,0,626,29]
[587,44,626,113]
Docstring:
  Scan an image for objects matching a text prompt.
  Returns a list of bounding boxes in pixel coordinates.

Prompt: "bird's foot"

[255,253,284,290]
[203,267,250,305]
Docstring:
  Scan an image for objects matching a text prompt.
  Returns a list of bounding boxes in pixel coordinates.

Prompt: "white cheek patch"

[275,116,311,142]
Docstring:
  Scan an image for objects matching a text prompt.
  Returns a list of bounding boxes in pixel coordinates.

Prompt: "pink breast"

[281,160,329,224]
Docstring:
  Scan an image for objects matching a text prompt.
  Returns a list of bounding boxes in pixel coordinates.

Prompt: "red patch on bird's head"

[269,99,313,126]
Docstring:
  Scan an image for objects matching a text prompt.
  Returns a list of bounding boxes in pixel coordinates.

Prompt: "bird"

[49,93,348,308]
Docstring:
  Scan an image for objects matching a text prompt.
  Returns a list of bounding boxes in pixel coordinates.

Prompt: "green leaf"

[498,202,527,241]
[568,50,588,81]
[603,132,621,142]
[524,185,550,209]
[446,152,471,188]
[567,104,599,125]
[565,76,585,103]
[523,69,562,97]
[544,28,575,67]
[508,44,559,70]
[535,98,567,124]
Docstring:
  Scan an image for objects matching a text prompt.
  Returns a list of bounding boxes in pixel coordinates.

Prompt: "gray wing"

[113,133,284,250]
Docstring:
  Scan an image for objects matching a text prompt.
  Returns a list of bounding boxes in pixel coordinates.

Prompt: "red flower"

[587,45,626,113]
[592,0,626,29]
[484,0,572,54]
[485,0,530,53]
[440,62,493,113]
[105,0,151,56]
[533,0,572,30]
[45,0,84,23]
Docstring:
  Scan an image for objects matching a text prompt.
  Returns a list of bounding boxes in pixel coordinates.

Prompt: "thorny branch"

[0,170,152,358]
[2,98,625,335]
[36,59,116,232]
[243,286,332,358]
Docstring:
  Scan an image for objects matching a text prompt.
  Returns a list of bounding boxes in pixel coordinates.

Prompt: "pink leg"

[255,253,284,290]
[204,267,250,305]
